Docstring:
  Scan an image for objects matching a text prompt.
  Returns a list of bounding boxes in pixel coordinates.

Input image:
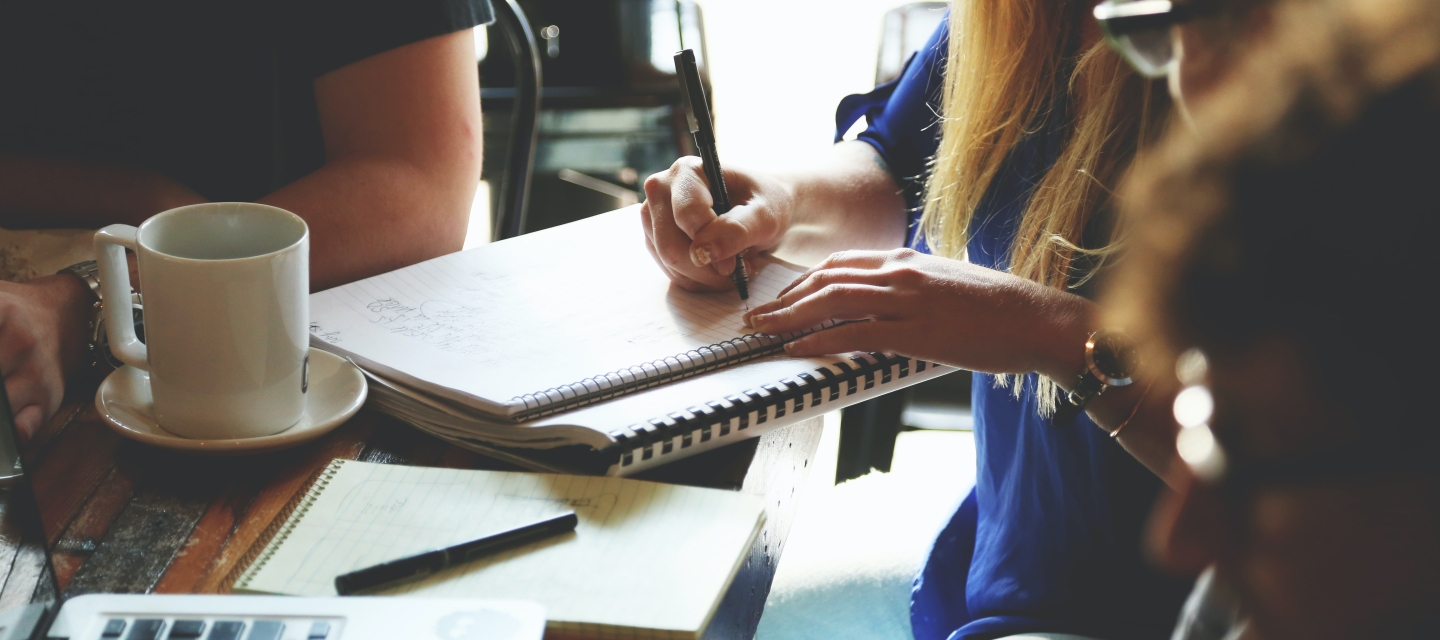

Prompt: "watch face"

[1090,332,1139,384]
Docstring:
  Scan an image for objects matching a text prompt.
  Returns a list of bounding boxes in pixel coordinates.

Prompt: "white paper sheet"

[235,460,764,638]
[309,209,807,416]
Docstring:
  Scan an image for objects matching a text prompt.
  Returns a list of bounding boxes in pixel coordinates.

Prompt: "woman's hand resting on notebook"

[741,248,1094,381]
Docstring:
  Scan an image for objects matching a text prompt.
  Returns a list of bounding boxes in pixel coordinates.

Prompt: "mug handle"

[94,225,148,371]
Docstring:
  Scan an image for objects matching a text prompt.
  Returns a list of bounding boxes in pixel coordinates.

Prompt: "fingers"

[782,320,893,357]
[642,222,729,293]
[3,369,56,441]
[12,406,43,443]
[748,266,892,318]
[642,160,737,290]
[688,202,773,276]
[748,283,890,335]
[0,280,82,442]
[667,157,717,237]
[1,330,63,439]
[774,250,893,298]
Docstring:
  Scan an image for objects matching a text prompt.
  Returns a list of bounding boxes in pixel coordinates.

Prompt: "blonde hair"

[919,0,1166,412]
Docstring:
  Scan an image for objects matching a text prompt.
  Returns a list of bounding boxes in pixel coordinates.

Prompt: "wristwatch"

[58,260,143,375]
[1053,330,1138,426]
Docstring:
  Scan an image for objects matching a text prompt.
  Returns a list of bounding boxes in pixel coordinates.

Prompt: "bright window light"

[464,180,492,249]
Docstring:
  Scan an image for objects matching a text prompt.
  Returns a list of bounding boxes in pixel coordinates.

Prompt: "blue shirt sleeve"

[834,18,948,237]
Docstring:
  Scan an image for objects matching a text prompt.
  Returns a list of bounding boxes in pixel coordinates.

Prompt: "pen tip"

[732,257,750,301]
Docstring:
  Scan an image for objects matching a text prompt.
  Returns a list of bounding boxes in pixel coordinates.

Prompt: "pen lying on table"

[675,48,750,302]
[334,511,579,595]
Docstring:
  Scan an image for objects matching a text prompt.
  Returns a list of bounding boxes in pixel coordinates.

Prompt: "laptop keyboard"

[96,617,335,640]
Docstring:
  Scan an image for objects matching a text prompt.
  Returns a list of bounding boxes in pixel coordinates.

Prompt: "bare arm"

[641,141,906,291]
[0,156,205,229]
[770,142,909,264]
[1039,327,1182,482]
[0,29,481,439]
[0,29,481,291]
[263,29,481,290]
[742,246,1179,483]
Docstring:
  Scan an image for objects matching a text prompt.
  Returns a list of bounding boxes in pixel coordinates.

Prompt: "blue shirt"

[837,23,1190,640]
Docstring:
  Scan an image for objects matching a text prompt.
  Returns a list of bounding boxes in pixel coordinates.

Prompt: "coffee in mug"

[95,202,309,439]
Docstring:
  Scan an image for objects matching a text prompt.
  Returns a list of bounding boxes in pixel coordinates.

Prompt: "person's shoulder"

[296,0,495,79]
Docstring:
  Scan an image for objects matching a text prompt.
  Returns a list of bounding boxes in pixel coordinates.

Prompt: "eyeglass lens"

[1117,28,1177,78]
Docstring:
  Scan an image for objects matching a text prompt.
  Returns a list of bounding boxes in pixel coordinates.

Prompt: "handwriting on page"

[323,266,515,358]
[308,248,812,402]
[363,296,493,356]
[323,256,803,358]
[310,322,341,345]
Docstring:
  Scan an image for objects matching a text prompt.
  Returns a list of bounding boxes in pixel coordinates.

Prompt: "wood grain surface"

[5,383,822,640]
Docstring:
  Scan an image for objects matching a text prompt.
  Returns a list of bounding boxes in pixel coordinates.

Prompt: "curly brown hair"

[1106,0,1440,428]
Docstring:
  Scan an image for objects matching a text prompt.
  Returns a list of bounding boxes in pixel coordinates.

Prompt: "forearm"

[1078,378,1181,481]
[259,155,476,291]
[770,141,908,264]
[1108,385,1181,483]
[0,154,206,228]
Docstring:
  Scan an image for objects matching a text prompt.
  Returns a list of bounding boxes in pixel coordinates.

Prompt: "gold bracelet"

[1109,379,1154,439]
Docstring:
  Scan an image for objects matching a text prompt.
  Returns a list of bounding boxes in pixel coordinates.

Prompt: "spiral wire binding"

[607,352,933,469]
[512,321,842,421]
[230,459,345,591]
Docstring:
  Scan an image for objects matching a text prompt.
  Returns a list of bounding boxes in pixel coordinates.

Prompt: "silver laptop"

[0,390,545,640]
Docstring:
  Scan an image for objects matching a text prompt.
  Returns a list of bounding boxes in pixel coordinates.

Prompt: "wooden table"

[16,382,823,640]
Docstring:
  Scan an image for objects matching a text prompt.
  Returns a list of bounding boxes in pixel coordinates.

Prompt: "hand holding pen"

[673,49,750,302]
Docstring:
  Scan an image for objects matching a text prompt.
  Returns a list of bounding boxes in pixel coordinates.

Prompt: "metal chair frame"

[490,0,544,241]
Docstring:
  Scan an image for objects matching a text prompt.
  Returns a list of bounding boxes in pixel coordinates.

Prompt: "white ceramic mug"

[95,203,310,439]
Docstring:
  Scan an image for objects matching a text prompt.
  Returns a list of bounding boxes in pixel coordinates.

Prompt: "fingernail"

[691,245,712,267]
[783,341,797,353]
[749,314,772,332]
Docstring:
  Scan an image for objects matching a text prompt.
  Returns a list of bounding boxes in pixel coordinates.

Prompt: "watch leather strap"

[1053,330,1138,427]
[1054,371,1107,425]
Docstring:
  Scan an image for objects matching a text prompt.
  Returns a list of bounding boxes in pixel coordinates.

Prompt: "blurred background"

[466,0,946,245]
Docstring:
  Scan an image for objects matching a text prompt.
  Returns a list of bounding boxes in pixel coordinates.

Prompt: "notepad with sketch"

[309,208,955,475]
[233,459,765,639]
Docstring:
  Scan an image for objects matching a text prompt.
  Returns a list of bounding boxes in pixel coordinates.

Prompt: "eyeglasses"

[1172,349,1424,502]
[1094,0,1219,78]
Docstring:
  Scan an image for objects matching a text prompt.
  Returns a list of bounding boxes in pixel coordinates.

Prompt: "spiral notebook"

[233,459,765,640]
[309,208,954,475]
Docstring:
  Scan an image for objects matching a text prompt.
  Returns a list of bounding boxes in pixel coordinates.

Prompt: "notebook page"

[236,460,765,636]
[309,209,807,415]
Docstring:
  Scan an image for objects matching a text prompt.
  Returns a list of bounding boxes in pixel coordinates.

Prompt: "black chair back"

[490,0,544,241]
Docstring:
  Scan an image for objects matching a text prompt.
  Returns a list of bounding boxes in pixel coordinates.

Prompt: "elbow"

[408,131,483,259]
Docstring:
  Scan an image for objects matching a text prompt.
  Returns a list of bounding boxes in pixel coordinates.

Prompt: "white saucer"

[95,348,368,455]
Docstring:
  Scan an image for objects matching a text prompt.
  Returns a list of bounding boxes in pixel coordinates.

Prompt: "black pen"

[674,48,750,302]
[334,511,578,595]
